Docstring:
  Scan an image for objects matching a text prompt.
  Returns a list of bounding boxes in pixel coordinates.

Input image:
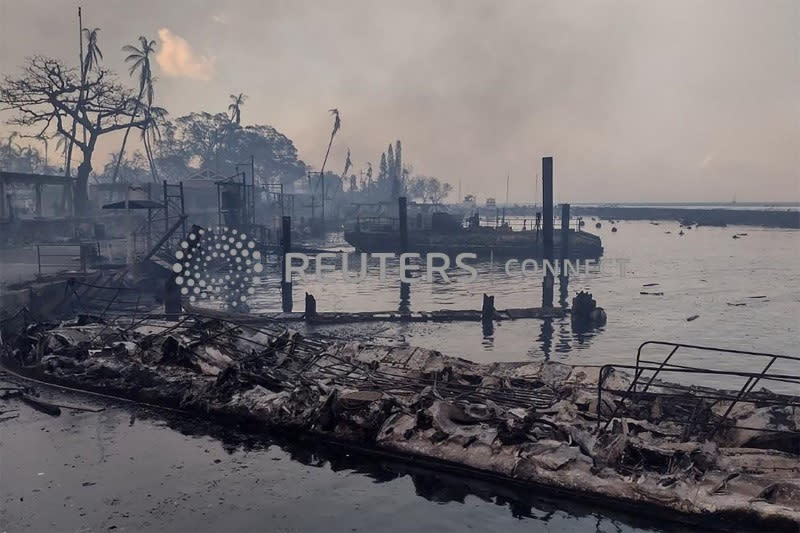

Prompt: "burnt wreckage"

[1,309,798,531]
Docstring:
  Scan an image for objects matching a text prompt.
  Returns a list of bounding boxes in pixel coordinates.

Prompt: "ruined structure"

[1,311,797,531]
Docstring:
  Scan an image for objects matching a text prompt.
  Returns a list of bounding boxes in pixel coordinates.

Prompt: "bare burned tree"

[0,56,149,214]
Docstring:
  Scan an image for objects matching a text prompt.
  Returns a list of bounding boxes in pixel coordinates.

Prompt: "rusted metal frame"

[597,362,800,435]
[706,355,778,439]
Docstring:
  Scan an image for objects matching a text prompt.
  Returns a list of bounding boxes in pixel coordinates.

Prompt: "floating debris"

[640,291,664,296]
[686,314,700,322]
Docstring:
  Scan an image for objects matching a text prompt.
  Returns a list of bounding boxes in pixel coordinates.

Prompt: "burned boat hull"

[344,227,603,258]
[2,314,797,530]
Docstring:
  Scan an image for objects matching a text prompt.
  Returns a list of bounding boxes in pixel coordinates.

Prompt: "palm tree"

[227,93,247,124]
[342,148,352,178]
[141,105,168,182]
[66,25,103,176]
[82,28,103,77]
[111,36,156,183]
[318,109,341,221]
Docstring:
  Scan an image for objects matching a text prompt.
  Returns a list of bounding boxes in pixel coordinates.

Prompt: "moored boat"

[344,212,603,258]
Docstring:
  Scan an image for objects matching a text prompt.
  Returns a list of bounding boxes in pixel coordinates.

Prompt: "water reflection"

[153,410,688,533]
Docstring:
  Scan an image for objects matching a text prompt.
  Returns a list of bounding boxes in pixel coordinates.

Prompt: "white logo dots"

[171,226,263,310]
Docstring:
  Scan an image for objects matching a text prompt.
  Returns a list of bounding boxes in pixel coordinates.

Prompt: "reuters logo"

[171,226,263,309]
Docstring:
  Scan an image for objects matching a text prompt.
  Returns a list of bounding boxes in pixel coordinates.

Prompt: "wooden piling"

[481,294,495,322]
[398,196,408,251]
[304,292,317,321]
[560,203,570,260]
[398,196,410,312]
[281,215,293,312]
[542,157,554,260]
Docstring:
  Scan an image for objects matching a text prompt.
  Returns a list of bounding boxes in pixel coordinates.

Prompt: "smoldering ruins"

[1,3,799,530]
[1,154,798,531]
[1,304,798,530]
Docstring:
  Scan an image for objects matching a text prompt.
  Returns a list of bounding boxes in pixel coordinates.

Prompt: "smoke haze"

[1,0,797,202]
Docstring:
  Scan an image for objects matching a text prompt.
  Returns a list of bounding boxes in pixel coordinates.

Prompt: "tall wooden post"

[542,157,554,260]
[398,196,408,251]
[560,203,570,260]
[281,215,293,312]
[559,203,570,307]
[398,196,410,313]
[542,157,554,308]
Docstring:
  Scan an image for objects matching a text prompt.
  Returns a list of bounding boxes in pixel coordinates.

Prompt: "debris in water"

[686,315,699,322]
[1,313,798,527]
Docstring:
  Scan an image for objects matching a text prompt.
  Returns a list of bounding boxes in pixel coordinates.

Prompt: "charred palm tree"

[142,105,168,182]
[342,148,352,178]
[112,36,156,183]
[227,93,247,125]
[65,22,103,177]
[319,108,341,222]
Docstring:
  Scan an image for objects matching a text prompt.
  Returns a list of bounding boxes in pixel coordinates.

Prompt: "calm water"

[0,389,693,533]
[5,221,798,532]
[240,220,800,392]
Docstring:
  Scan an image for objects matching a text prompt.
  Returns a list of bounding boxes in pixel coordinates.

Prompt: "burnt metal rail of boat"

[596,341,800,441]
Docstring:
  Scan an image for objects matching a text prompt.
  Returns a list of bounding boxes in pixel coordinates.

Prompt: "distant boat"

[345,212,604,258]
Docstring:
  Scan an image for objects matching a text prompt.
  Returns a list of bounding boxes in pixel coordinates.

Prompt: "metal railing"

[36,242,100,276]
[596,341,800,442]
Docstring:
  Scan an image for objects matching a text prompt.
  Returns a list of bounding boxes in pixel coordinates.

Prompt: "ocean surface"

[241,219,800,392]
[0,388,696,533]
[5,219,798,532]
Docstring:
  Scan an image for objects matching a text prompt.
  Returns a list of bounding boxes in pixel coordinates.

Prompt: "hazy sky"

[1,0,798,203]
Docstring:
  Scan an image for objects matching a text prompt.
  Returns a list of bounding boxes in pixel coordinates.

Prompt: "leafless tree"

[0,56,150,213]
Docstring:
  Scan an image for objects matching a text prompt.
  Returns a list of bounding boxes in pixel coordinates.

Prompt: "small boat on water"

[344,211,603,258]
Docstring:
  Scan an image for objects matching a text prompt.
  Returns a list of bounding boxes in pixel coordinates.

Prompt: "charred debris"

[0,308,798,530]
